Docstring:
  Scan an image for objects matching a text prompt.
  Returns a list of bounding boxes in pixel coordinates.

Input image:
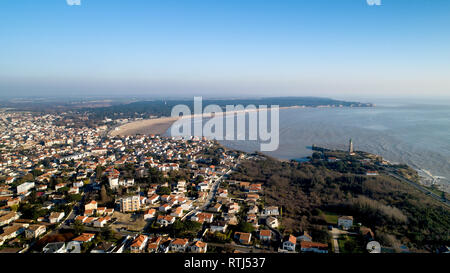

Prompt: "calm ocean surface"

[167,99,450,191]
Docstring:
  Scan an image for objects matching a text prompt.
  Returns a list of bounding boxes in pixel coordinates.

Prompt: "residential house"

[91,242,115,253]
[210,203,222,213]
[192,212,214,223]
[159,203,171,212]
[338,216,354,230]
[43,242,66,253]
[72,233,95,244]
[0,212,20,227]
[300,241,329,253]
[263,206,279,216]
[157,215,175,226]
[210,221,228,233]
[144,209,156,220]
[248,205,258,214]
[147,236,162,253]
[93,217,110,228]
[147,194,160,205]
[228,202,240,214]
[49,211,65,224]
[235,232,252,245]
[190,240,207,253]
[130,235,148,253]
[266,216,278,228]
[297,231,312,242]
[25,224,46,239]
[282,235,297,252]
[85,200,98,211]
[259,230,272,242]
[170,238,189,252]
[170,207,184,218]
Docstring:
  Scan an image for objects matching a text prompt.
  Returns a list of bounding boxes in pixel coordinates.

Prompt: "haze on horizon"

[0,0,449,100]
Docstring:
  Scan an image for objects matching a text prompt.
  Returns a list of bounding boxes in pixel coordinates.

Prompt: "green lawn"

[321,211,338,225]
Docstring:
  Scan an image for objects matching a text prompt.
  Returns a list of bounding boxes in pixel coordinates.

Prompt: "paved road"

[182,169,233,221]
[329,228,349,254]
[383,168,450,208]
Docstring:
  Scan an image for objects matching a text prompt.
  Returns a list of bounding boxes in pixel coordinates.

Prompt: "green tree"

[73,220,85,235]
[157,186,171,196]
[237,221,255,233]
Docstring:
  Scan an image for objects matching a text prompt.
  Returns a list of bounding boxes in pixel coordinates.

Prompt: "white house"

[147,194,160,204]
[170,238,189,252]
[119,178,135,187]
[108,175,119,189]
[144,209,156,220]
[43,242,67,253]
[17,182,35,195]
[159,204,171,212]
[266,216,278,228]
[49,212,65,224]
[25,224,46,239]
[93,217,110,228]
[197,182,209,191]
[338,216,354,230]
[263,206,279,216]
[210,221,228,233]
[157,215,175,226]
[84,200,98,211]
[130,235,148,253]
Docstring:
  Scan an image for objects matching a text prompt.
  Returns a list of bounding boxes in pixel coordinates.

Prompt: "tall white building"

[17,182,35,195]
[119,195,141,212]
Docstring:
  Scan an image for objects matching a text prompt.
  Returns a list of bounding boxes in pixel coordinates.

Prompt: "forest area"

[229,156,450,252]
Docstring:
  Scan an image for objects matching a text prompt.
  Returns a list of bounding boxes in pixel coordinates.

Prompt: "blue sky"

[0,0,449,99]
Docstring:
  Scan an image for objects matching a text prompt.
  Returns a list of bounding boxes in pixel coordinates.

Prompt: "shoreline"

[108,105,303,137]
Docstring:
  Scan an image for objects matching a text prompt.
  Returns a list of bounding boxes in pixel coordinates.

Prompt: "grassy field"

[321,211,339,225]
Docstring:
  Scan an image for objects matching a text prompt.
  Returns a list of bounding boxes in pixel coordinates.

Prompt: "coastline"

[108,105,304,137]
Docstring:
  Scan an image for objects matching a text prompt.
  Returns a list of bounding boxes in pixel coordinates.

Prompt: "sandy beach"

[109,116,179,136]
[109,106,301,136]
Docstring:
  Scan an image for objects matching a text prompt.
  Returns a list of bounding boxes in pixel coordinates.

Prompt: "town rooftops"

[287,235,297,244]
[171,238,189,246]
[300,241,328,249]
[72,233,95,243]
[130,235,148,248]
[193,240,207,248]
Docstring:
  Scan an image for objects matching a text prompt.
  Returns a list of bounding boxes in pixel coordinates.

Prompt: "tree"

[67,194,82,203]
[237,221,255,233]
[157,186,171,196]
[96,166,104,180]
[73,220,84,235]
[101,226,114,241]
[100,185,109,203]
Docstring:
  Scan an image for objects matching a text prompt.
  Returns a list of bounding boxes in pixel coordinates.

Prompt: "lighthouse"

[349,139,354,155]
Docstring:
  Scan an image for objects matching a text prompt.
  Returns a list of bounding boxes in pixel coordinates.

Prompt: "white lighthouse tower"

[349,139,355,155]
